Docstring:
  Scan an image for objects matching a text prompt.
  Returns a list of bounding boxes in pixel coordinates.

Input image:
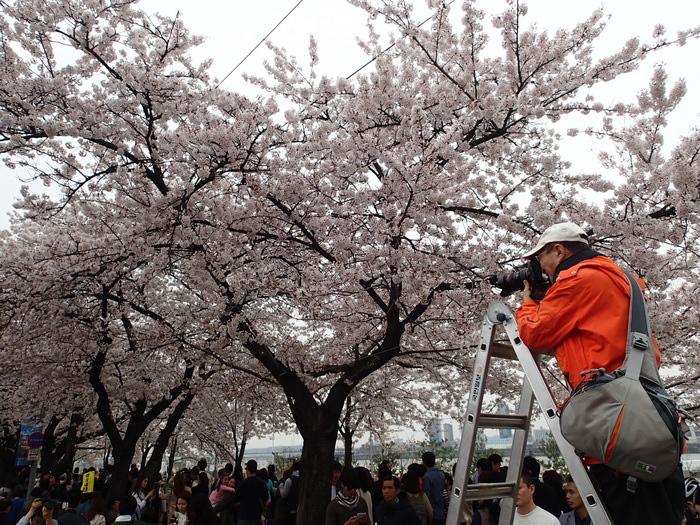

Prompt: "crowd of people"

[3,449,699,525]
[0,459,224,525]
[460,453,700,525]
[0,453,452,525]
[0,456,293,525]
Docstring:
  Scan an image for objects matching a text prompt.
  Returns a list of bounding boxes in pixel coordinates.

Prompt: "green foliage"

[370,441,403,473]
[272,450,299,473]
[537,432,569,478]
[417,438,458,472]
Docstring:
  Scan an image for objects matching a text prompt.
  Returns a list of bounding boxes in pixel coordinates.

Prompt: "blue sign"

[27,432,44,449]
[15,419,43,466]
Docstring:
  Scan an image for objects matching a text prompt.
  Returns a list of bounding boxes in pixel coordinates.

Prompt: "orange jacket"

[515,255,661,390]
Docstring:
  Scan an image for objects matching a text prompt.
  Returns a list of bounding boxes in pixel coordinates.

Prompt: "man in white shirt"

[514,472,559,525]
[114,496,138,523]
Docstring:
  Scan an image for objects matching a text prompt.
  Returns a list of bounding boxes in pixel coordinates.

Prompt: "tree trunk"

[167,435,178,478]
[108,442,139,499]
[51,412,83,476]
[142,393,196,480]
[0,424,20,488]
[39,413,82,475]
[139,441,153,471]
[343,429,354,468]
[39,416,59,471]
[296,428,337,525]
[240,297,408,524]
[102,439,112,469]
[234,437,247,468]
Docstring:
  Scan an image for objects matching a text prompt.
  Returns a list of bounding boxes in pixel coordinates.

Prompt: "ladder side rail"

[496,303,614,525]
[445,318,498,525]
[497,374,535,525]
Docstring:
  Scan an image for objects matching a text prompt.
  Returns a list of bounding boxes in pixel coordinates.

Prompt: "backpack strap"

[622,273,663,385]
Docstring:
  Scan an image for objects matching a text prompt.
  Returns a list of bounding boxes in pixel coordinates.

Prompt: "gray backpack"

[559,273,686,486]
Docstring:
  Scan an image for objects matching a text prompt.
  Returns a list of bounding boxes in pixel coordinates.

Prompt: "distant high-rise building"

[530,428,549,444]
[429,419,443,442]
[443,423,454,442]
[497,402,513,439]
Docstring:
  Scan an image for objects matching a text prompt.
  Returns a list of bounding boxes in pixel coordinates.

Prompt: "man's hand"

[343,515,368,525]
[41,504,54,522]
[519,280,532,302]
[26,498,42,518]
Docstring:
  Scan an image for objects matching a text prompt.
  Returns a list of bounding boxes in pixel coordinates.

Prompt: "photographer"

[18,498,58,525]
[512,222,683,525]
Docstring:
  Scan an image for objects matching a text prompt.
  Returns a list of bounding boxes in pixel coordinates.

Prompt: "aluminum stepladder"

[445,301,613,525]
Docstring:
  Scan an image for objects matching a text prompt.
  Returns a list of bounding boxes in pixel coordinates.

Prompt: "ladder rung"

[477,413,529,429]
[464,482,516,500]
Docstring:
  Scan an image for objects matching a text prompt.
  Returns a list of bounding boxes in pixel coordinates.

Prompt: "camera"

[490,258,550,300]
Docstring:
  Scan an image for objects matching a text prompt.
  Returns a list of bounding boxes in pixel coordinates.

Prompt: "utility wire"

[216,0,305,88]
[346,0,457,79]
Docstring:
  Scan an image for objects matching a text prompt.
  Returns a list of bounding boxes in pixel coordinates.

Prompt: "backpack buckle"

[632,332,649,351]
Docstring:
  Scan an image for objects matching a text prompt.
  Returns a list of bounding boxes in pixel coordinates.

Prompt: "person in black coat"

[374,477,420,525]
[522,457,561,518]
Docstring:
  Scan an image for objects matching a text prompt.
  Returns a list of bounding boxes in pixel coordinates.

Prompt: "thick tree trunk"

[51,412,83,476]
[108,442,139,499]
[240,297,408,525]
[296,429,337,525]
[39,416,59,471]
[0,424,20,488]
[39,414,82,475]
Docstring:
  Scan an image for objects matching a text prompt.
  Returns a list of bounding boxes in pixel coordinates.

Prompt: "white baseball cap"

[522,222,589,259]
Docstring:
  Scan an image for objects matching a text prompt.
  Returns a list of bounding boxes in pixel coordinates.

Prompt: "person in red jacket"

[514,222,683,525]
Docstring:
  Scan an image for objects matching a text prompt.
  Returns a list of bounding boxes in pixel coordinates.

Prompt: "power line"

[346,0,458,79]
[216,0,305,88]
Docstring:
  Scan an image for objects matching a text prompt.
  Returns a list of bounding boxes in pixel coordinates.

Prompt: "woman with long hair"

[82,494,107,525]
[401,470,432,525]
[208,475,235,507]
[192,472,210,497]
[167,472,192,522]
[131,474,156,520]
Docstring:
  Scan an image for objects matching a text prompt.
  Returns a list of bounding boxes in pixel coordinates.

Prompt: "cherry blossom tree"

[0,0,274,498]
[1,0,699,523]
[179,372,293,470]
[239,3,698,517]
[0,210,224,497]
[337,363,464,466]
[575,66,700,408]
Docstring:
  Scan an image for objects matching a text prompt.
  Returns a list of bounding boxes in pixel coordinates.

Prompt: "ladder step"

[477,413,529,429]
[463,482,517,500]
